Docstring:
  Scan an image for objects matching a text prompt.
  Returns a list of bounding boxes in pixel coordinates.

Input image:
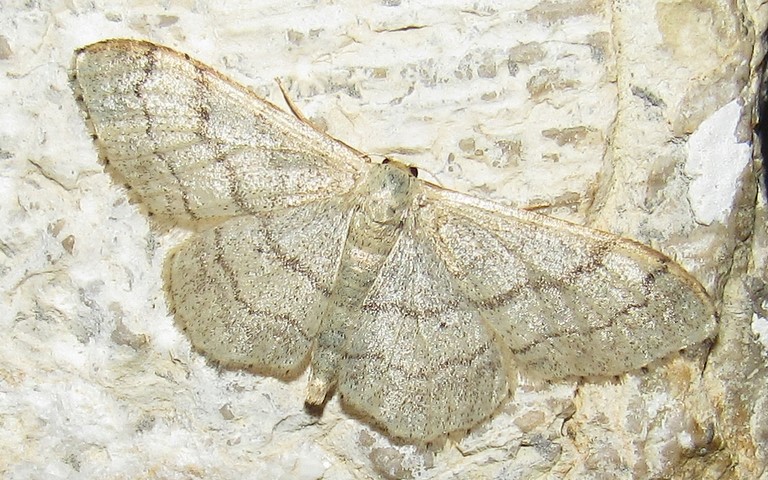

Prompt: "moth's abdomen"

[306,162,419,402]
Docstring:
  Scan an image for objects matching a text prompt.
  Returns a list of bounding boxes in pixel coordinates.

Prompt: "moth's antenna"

[275,78,369,159]
[276,78,313,125]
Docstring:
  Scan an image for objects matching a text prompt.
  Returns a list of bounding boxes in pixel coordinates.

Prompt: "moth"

[72,39,717,442]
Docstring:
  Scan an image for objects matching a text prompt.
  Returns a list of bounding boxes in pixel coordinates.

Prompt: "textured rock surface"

[0,1,763,478]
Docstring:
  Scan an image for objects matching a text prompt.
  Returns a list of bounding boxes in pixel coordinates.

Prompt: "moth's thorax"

[356,161,417,226]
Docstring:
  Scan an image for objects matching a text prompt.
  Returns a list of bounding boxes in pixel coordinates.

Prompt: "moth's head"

[362,159,418,225]
[381,157,419,178]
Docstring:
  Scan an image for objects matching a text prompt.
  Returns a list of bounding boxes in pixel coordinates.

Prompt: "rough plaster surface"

[0,0,765,478]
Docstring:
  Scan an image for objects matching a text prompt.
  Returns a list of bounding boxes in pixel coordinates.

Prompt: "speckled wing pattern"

[337,214,510,441]
[71,39,364,224]
[164,199,351,377]
[72,39,717,442]
[419,185,716,379]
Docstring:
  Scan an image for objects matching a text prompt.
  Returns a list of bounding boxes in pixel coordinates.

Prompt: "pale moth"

[72,39,717,442]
